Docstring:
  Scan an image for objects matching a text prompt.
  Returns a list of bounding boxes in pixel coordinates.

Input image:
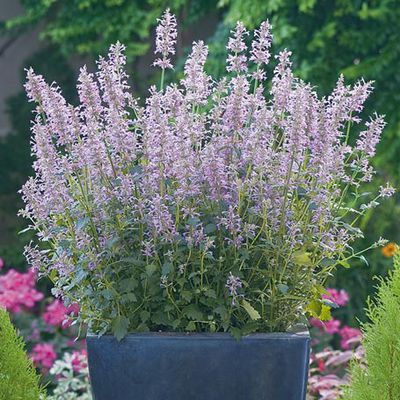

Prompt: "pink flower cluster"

[322,288,349,307]
[71,349,88,373]
[31,343,57,370]
[42,299,80,328]
[308,288,364,399]
[0,268,43,313]
[310,317,361,348]
[340,326,362,350]
[310,318,341,335]
[309,344,364,400]
[310,288,361,352]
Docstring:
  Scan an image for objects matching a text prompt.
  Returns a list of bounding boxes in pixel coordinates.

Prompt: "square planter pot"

[87,330,310,400]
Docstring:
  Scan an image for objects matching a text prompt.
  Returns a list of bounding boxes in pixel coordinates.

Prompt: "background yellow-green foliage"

[0,308,45,400]
[345,252,400,399]
[0,0,399,322]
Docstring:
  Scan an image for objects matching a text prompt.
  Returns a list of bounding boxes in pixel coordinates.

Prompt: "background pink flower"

[43,299,68,327]
[0,258,4,269]
[71,349,88,373]
[0,268,43,313]
[324,319,341,334]
[31,343,57,369]
[340,326,362,349]
[310,318,341,334]
[323,288,349,307]
[43,299,80,328]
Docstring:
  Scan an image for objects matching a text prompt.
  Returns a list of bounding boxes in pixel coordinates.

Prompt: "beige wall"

[0,0,42,137]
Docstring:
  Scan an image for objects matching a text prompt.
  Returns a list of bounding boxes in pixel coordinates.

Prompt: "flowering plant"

[47,350,92,400]
[20,10,394,339]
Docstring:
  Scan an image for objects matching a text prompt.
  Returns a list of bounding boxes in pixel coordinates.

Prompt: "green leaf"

[74,269,88,284]
[171,319,181,329]
[121,292,137,302]
[319,304,332,321]
[181,290,193,302]
[358,255,369,267]
[145,264,157,277]
[119,278,138,292]
[187,217,200,226]
[162,262,173,276]
[186,321,197,331]
[242,299,261,320]
[76,217,90,231]
[204,223,217,234]
[151,311,170,326]
[339,259,350,268]
[112,316,129,341]
[49,268,58,281]
[277,283,289,294]
[319,258,336,267]
[306,299,322,318]
[105,236,119,249]
[214,305,229,321]
[101,288,113,300]
[183,304,203,321]
[230,327,242,340]
[205,289,217,298]
[241,321,259,335]
[136,323,149,332]
[293,250,313,266]
[140,310,150,322]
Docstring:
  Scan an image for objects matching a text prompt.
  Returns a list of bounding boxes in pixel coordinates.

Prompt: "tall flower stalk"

[20,12,394,339]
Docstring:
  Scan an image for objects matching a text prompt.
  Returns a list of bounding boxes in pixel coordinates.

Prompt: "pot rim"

[86,329,310,340]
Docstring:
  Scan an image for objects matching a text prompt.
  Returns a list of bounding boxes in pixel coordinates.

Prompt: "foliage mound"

[0,307,44,400]
[345,250,400,399]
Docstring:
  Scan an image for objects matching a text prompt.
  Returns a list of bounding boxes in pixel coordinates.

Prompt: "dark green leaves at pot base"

[112,316,130,341]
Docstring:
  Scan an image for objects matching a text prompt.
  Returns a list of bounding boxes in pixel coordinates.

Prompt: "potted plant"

[20,9,394,400]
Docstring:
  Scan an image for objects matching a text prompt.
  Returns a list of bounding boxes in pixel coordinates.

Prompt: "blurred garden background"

[0,0,399,398]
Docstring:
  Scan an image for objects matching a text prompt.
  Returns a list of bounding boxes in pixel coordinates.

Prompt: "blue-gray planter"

[87,331,310,400]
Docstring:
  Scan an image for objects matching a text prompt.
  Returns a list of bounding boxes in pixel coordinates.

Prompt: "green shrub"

[345,249,400,399]
[0,308,45,400]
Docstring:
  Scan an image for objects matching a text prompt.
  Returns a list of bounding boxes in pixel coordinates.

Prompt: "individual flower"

[31,343,57,370]
[382,242,398,258]
[0,258,4,269]
[225,273,243,305]
[182,41,211,105]
[356,114,385,157]
[250,20,272,80]
[0,268,43,313]
[339,326,362,350]
[153,9,177,70]
[323,288,350,307]
[379,183,396,198]
[226,21,249,73]
[317,358,325,372]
